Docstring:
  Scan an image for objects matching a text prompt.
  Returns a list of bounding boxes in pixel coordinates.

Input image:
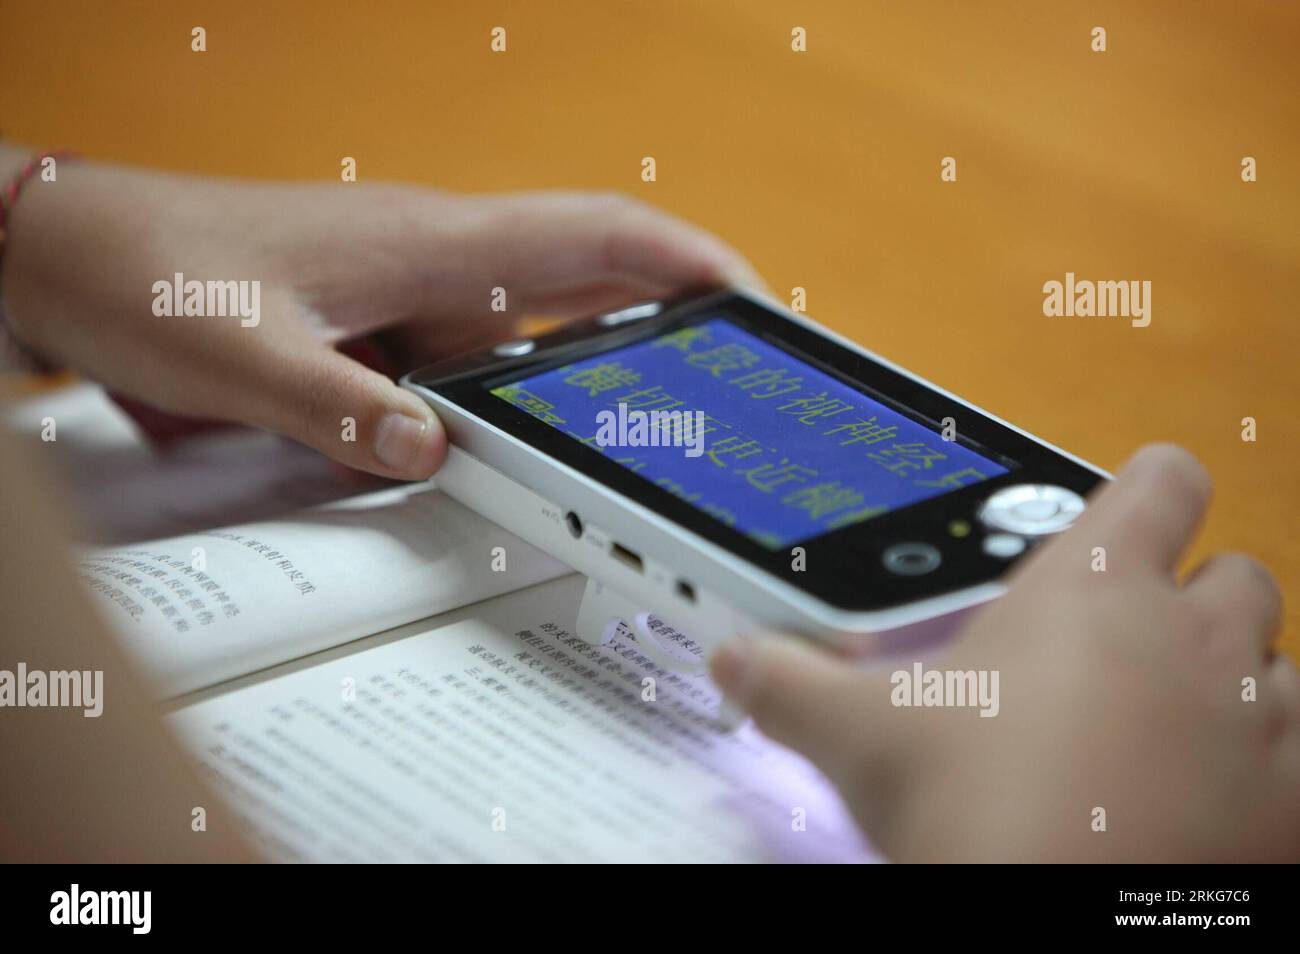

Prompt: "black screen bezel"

[410,291,1104,612]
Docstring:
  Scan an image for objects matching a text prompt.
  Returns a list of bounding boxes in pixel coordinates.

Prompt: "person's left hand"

[2,157,761,479]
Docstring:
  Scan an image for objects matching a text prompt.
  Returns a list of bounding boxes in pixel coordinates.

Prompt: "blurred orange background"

[2,1,1297,655]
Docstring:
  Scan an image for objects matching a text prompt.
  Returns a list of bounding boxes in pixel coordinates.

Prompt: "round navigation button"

[1010,499,1060,522]
[979,484,1086,536]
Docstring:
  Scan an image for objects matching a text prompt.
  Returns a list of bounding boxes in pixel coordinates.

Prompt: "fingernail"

[721,262,771,296]
[374,412,435,475]
[709,638,760,711]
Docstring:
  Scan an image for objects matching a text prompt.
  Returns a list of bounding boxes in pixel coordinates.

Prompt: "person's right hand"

[711,444,1299,861]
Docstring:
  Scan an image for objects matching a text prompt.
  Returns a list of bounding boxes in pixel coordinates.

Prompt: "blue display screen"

[492,317,1009,549]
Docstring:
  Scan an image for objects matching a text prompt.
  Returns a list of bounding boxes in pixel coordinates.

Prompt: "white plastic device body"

[402,288,1109,670]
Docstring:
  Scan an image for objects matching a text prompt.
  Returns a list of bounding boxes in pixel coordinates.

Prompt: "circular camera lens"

[882,542,942,576]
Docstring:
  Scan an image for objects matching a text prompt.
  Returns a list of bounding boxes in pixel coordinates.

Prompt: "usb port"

[610,542,644,573]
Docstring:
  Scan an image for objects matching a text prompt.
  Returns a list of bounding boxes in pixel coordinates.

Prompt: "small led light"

[948,519,971,538]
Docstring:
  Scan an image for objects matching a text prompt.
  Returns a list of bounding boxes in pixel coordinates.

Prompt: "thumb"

[241,337,446,480]
[710,636,883,774]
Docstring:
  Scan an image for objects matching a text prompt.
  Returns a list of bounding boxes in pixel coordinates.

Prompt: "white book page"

[80,483,571,696]
[171,575,877,863]
[3,382,373,543]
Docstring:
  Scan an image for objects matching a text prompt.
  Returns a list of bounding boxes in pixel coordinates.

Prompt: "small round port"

[564,511,583,539]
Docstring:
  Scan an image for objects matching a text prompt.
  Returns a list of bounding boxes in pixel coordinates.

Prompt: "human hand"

[710,444,1298,861]
[0,151,760,479]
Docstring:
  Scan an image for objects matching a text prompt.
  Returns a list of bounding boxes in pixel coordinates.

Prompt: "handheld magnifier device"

[403,288,1106,674]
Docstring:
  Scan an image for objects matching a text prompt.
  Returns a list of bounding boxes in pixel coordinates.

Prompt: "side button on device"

[978,484,1086,536]
[493,339,536,357]
[882,542,942,576]
[597,301,662,326]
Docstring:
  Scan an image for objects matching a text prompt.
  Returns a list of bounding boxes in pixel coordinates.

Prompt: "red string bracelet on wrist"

[0,147,77,373]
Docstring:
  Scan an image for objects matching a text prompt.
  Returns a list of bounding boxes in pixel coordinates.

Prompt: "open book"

[26,385,873,862]
[78,482,571,697]
[79,485,872,862]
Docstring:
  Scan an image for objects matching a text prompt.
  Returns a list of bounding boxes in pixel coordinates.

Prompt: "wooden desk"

[2,1,1295,656]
